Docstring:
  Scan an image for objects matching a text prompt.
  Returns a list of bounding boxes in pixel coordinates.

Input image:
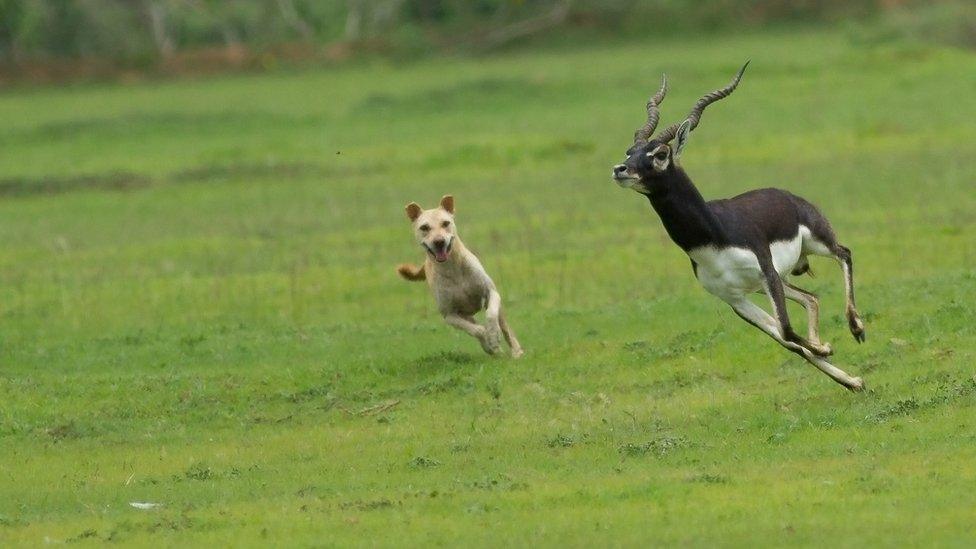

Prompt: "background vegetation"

[2,0,975,83]
[1,2,976,547]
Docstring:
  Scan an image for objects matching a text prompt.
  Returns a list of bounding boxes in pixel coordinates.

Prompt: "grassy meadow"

[1,27,976,546]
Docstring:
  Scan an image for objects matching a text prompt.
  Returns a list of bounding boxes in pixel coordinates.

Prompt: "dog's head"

[405,195,457,263]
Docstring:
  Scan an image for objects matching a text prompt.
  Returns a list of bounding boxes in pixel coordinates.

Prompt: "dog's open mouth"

[426,240,452,263]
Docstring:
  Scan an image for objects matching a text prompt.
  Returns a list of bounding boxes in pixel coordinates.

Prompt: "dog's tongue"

[435,249,449,262]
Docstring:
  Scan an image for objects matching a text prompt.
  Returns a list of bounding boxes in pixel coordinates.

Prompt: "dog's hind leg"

[444,314,498,355]
[498,310,523,358]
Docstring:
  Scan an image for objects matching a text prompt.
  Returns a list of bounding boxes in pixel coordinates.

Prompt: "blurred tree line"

[0,0,961,70]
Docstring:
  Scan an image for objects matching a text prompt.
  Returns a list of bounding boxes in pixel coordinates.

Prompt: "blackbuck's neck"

[646,167,726,251]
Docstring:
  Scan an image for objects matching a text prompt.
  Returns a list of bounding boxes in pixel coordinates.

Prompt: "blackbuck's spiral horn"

[632,74,668,146]
[655,60,750,144]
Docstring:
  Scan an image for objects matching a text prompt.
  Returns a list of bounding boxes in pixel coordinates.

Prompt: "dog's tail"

[397,263,426,282]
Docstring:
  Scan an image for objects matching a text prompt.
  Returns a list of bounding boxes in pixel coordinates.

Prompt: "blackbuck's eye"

[655,151,668,160]
[441,220,450,228]
[419,224,430,232]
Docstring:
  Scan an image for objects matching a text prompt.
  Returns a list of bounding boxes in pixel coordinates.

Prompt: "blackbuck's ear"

[405,202,422,222]
[439,195,455,214]
[673,119,693,160]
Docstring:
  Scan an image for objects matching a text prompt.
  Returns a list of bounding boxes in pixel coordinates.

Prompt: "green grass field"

[2,27,976,546]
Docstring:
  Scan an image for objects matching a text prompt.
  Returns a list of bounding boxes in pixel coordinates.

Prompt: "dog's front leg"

[444,314,498,355]
[484,290,503,351]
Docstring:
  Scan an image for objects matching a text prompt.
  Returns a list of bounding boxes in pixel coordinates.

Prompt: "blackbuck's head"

[612,62,750,194]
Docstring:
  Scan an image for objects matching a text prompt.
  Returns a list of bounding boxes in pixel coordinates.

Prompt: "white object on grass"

[129,502,162,510]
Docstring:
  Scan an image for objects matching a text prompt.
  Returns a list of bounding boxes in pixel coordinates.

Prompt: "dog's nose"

[432,238,446,248]
[613,164,627,175]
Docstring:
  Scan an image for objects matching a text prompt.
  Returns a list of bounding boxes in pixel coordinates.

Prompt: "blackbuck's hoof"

[849,315,866,343]
[810,342,833,357]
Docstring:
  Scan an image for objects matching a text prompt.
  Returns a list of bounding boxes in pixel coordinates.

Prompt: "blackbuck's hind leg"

[833,244,865,343]
[728,298,864,392]
[781,281,832,356]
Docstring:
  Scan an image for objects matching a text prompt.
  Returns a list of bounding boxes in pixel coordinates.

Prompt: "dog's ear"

[439,195,454,214]
[405,202,422,222]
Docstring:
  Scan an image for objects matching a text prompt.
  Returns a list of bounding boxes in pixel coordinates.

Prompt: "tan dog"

[397,195,523,358]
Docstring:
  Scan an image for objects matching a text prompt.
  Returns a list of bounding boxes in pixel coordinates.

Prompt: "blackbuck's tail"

[791,256,815,278]
[397,263,426,282]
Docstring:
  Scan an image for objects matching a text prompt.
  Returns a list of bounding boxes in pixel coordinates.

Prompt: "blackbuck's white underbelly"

[688,227,807,301]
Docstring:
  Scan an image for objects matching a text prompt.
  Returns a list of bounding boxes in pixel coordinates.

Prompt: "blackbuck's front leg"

[727,297,864,392]
[758,260,830,358]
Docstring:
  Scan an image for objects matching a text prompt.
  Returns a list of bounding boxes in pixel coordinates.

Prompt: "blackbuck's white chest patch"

[688,228,806,300]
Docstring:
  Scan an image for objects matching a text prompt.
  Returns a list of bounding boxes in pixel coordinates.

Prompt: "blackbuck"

[611,63,866,391]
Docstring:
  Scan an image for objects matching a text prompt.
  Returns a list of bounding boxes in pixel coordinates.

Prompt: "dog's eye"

[419,224,430,232]
[441,220,450,228]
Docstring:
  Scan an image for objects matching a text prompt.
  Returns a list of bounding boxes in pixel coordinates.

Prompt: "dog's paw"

[477,334,502,355]
[511,347,524,359]
[483,329,503,355]
[480,342,503,355]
